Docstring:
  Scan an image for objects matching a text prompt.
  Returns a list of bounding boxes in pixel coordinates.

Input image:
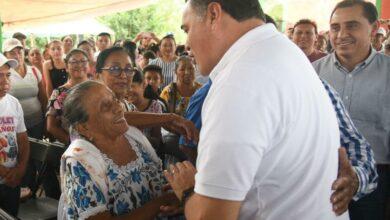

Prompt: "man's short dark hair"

[189,0,265,22]
[293,19,318,35]
[265,14,277,27]
[331,0,378,24]
[97,32,111,39]
[12,32,26,40]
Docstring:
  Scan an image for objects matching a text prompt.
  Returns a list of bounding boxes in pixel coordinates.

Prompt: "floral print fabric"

[62,128,164,219]
[160,82,202,117]
[46,86,70,131]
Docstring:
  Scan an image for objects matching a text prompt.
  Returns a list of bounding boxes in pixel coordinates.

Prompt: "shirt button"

[348,74,353,78]
[345,96,349,100]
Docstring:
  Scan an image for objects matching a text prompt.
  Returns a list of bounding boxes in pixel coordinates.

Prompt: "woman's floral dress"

[60,127,164,219]
[46,86,70,131]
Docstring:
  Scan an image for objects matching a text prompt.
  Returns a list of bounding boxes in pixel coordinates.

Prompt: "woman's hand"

[162,114,199,143]
[164,161,196,200]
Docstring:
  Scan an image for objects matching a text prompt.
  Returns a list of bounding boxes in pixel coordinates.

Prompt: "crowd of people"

[0,0,389,219]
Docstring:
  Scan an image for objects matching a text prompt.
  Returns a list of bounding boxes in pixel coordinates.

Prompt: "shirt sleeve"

[64,158,108,220]
[195,83,280,201]
[321,80,378,200]
[15,100,27,133]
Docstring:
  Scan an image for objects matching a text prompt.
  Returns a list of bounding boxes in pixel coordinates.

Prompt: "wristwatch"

[180,187,195,207]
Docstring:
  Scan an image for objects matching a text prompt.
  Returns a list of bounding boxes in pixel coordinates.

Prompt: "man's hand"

[164,161,196,200]
[331,147,359,216]
[2,166,26,188]
[162,114,199,143]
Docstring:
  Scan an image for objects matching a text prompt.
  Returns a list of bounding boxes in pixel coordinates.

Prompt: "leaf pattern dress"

[60,126,164,219]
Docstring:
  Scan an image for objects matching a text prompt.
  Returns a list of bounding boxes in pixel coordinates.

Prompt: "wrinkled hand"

[162,114,199,143]
[331,147,359,216]
[164,161,196,200]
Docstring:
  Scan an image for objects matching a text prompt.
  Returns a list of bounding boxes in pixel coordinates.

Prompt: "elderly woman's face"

[81,84,128,139]
[176,59,195,85]
[100,51,133,99]
[28,48,43,65]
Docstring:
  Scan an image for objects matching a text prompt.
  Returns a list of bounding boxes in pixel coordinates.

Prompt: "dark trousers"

[0,184,20,217]
[349,165,390,220]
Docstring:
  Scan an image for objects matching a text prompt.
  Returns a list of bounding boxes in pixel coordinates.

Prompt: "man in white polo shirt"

[163,0,349,219]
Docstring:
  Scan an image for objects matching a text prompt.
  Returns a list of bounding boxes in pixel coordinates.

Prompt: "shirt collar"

[209,23,279,82]
[331,47,377,72]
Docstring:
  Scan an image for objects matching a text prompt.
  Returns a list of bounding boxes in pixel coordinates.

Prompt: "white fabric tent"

[2,19,114,37]
[0,0,156,32]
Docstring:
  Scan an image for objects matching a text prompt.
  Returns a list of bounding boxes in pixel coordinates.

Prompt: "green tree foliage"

[99,0,187,44]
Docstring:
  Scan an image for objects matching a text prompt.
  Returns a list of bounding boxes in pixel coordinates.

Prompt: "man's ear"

[207,2,223,30]
[370,21,380,37]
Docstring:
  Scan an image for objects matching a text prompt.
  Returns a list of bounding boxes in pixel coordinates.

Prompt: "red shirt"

[308,50,327,62]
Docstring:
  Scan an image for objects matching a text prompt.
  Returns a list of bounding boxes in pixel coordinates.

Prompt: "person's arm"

[185,194,241,220]
[46,115,69,144]
[149,32,160,44]
[43,61,53,98]
[124,112,198,143]
[2,132,30,188]
[133,32,144,43]
[179,145,197,164]
[322,80,377,215]
[87,193,178,220]
[38,80,47,113]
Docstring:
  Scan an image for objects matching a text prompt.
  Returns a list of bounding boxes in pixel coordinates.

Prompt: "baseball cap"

[0,53,18,68]
[2,38,23,52]
[377,27,387,36]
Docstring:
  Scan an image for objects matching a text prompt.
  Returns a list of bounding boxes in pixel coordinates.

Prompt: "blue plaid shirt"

[321,79,377,200]
[180,79,378,200]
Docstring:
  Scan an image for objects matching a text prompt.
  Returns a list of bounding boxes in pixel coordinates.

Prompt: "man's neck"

[208,18,264,75]
[336,48,371,72]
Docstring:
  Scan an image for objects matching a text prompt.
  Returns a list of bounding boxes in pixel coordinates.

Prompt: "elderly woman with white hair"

[59,80,179,219]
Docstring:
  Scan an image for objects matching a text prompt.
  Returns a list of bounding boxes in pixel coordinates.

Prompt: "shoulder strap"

[31,66,39,81]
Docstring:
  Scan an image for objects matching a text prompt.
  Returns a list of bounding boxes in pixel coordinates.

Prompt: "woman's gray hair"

[174,55,192,72]
[63,80,102,128]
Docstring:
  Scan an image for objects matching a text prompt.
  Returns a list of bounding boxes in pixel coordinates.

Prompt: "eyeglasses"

[68,60,89,66]
[101,66,135,77]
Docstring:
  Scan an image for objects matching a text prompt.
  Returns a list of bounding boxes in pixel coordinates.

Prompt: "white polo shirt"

[195,24,348,220]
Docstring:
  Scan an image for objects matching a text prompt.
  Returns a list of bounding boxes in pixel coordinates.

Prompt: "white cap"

[2,38,23,52]
[0,53,18,68]
[376,27,387,36]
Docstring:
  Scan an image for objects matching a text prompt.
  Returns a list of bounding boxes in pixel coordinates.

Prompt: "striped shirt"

[322,79,377,200]
[314,50,390,164]
[149,58,176,89]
